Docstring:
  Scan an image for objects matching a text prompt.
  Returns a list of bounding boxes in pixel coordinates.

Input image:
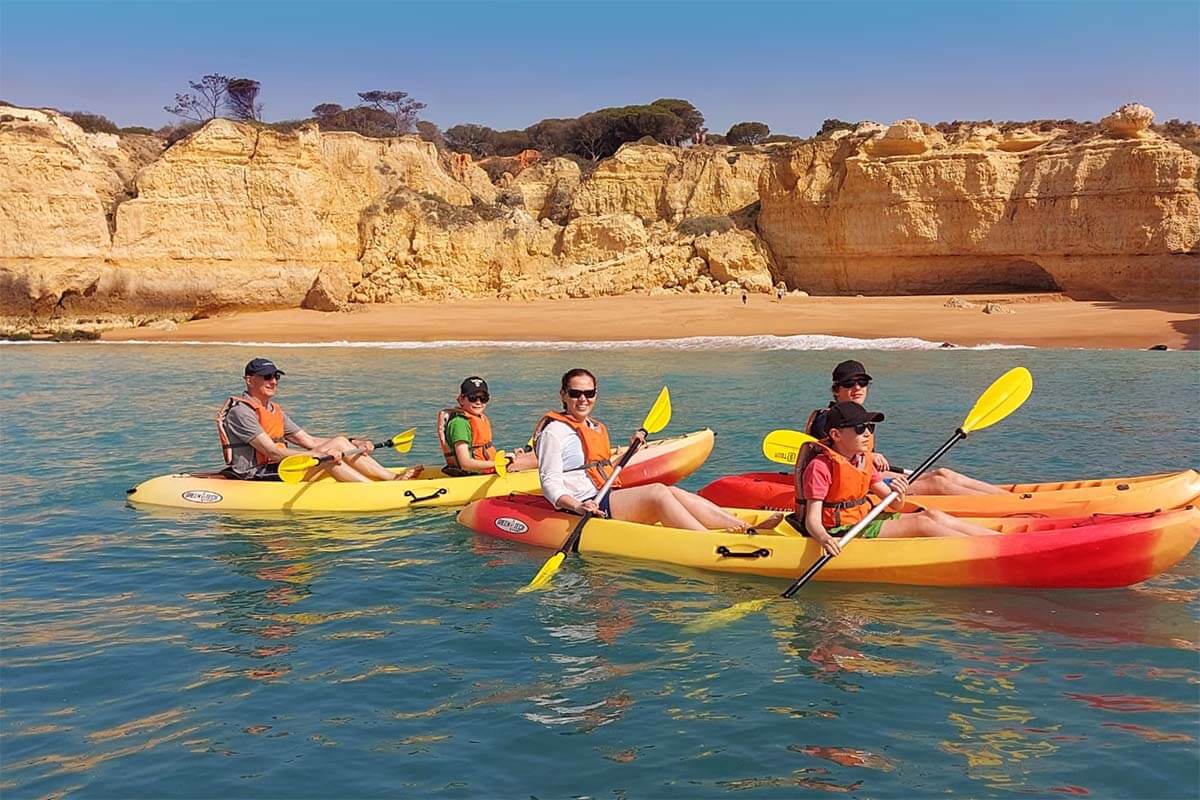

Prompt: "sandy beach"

[102,293,1199,349]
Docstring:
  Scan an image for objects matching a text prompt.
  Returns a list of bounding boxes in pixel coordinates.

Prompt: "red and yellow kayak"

[127,428,714,513]
[458,495,1200,588]
[697,469,1200,516]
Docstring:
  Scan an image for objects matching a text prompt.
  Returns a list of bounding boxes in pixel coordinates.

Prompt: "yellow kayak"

[459,495,1200,588]
[127,428,714,513]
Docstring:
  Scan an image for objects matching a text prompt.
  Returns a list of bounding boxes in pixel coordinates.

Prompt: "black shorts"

[221,463,282,482]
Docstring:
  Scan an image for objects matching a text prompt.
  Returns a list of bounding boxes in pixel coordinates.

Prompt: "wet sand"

[102,293,1199,350]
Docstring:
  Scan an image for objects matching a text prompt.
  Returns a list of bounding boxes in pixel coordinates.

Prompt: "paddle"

[519,387,672,593]
[277,428,417,483]
[762,429,819,463]
[493,450,510,478]
[686,367,1032,630]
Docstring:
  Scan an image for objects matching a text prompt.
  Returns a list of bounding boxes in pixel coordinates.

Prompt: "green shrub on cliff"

[66,111,119,133]
[726,121,770,145]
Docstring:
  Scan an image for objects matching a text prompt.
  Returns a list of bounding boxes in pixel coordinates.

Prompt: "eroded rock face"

[759,106,1199,301]
[571,142,769,224]
[1102,103,1155,139]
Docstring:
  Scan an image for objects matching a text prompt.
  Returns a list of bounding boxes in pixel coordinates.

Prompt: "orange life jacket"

[799,441,877,529]
[217,395,286,466]
[533,411,619,490]
[437,407,497,472]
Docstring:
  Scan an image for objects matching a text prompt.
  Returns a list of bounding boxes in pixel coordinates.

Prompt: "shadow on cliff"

[1094,300,1200,350]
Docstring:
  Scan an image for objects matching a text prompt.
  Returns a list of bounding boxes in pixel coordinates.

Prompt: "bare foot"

[390,465,424,481]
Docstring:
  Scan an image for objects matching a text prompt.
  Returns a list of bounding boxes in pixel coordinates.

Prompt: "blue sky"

[1,0,1197,135]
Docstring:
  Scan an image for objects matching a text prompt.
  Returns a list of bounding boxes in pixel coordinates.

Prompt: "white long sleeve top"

[535,419,602,508]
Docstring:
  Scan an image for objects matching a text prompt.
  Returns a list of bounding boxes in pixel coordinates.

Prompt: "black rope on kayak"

[403,487,449,504]
[1076,509,1163,525]
[716,546,771,559]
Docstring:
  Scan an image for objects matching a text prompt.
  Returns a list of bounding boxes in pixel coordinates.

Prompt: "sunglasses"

[566,388,597,399]
[844,422,876,435]
[253,372,282,381]
[836,379,870,389]
[466,393,490,403]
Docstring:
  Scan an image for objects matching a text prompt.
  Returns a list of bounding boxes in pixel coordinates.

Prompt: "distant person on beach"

[803,360,1005,496]
[797,401,1000,556]
[437,376,538,475]
[217,358,421,482]
[536,368,784,531]
[741,290,748,305]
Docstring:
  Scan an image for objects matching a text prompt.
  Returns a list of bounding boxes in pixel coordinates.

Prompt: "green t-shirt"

[445,415,473,449]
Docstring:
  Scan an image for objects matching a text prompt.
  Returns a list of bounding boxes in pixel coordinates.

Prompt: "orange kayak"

[697,469,1200,516]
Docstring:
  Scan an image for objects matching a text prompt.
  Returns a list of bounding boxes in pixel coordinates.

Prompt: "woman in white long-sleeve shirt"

[535,368,783,531]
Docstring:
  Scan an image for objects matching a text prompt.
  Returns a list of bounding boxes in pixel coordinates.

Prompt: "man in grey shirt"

[219,358,420,482]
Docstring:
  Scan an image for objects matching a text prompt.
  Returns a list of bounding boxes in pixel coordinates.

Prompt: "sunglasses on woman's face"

[836,379,870,389]
[466,393,489,403]
[566,388,597,399]
[848,422,876,435]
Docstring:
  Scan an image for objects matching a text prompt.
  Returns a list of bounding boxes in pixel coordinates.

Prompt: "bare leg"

[877,509,1000,539]
[666,486,784,531]
[314,436,420,482]
[905,468,1006,496]
[608,484,708,530]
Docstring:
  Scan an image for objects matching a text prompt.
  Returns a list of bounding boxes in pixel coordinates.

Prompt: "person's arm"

[801,458,840,556]
[246,432,294,463]
[871,451,891,472]
[804,499,841,557]
[873,474,908,510]
[452,440,510,473]
[536,424,597,513]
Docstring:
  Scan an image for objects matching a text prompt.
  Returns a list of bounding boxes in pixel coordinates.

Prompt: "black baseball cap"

[832,360,872,383]
[460,376,489,396]
[826,401,884,429]
[244,358,284,377]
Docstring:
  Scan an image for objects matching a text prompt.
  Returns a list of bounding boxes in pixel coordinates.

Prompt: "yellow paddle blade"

[683,598,772,633]
[389,428,417,454]
[762,429,819,465]
[493,450,508,478]
[518,551,566,593]
[642,386,672,434]
[961,367,1033,434]
[277,454,320,483]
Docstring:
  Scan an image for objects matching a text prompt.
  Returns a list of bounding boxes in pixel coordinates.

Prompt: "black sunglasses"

[846,422,876,435]
[836,379,870,389]
[466,393,490,403]
[566,388,597,399]
[253,372,282,381]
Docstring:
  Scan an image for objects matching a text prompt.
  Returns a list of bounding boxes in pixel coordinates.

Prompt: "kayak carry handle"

[716,546,771,559]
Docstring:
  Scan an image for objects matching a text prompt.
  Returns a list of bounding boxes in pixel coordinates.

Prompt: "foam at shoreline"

[5,334,1031,350]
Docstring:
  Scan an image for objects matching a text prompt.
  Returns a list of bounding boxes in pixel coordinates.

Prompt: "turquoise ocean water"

[1,341,1198,799]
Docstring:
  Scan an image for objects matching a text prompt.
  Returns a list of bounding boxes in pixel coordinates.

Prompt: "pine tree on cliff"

[358,90,426,135]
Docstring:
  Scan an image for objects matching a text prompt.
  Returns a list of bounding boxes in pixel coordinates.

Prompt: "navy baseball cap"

[460,376,489,395]
[826,401,884,429]
[832,360,872,383]
[244,358,284,377]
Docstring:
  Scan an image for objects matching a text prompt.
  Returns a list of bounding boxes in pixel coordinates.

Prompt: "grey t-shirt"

[223,395,301,477]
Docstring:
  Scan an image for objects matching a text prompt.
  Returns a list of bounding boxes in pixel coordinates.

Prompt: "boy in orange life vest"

[437,377,538,475]
[218,358,421,482]
[799,401,1000,557]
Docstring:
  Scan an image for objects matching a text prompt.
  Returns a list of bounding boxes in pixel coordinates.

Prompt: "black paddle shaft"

[780,428,967,599]
[560,430,648,556]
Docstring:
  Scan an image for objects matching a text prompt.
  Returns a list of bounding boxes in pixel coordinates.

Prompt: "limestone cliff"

[759,113,1199,300]
[0,102,1195,333]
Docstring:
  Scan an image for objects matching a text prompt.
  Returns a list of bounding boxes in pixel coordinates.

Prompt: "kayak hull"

[128,428,714,512]
[697,469,1200,516]
[458,496,1200,589]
